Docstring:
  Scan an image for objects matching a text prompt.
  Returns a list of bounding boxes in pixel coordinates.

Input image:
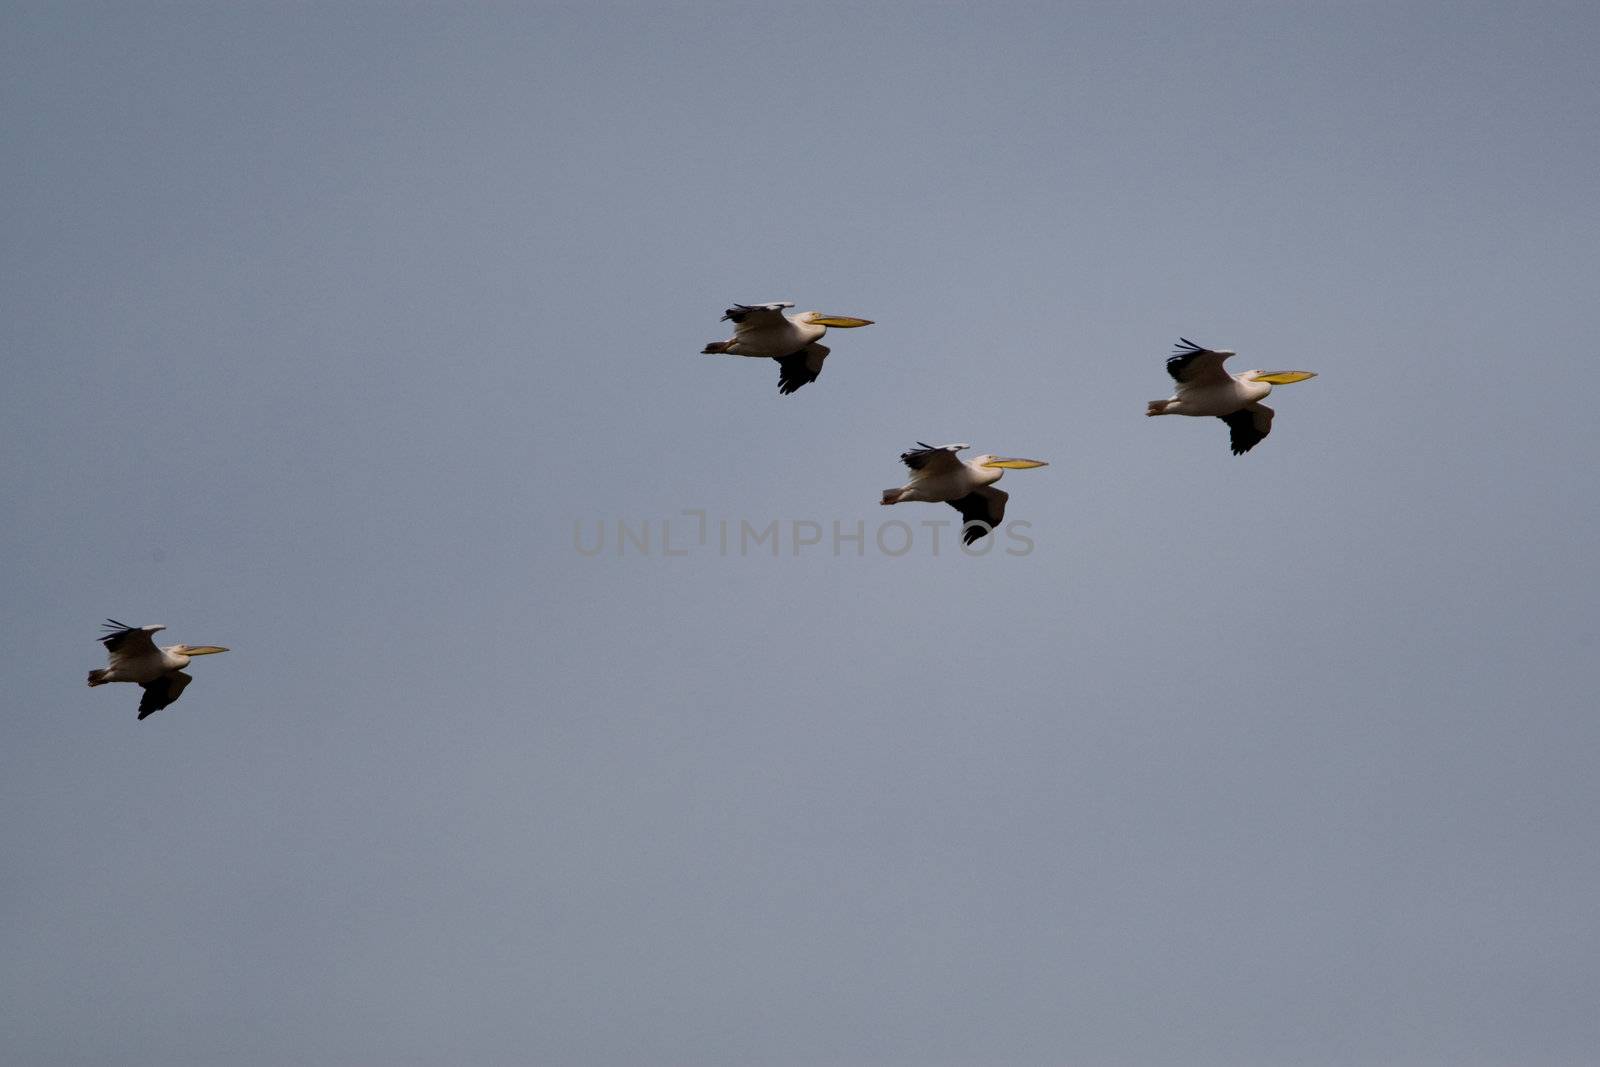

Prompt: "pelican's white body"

[890,452,1005,503]
[1150,357,1275,417]
[717,308,829,357]
[90,625,191,684]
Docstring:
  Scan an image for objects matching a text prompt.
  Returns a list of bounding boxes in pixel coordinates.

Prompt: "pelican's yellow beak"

[982,458,1049,470]
[186,646,230,656]
[1251,371,1317,385]
[809,315,874,329]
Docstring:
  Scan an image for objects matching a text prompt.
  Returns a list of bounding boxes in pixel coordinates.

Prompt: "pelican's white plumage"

[881,443,1049,544]
[702,302,874,394]
[87,619,229,720]
[1147,338,1317,454]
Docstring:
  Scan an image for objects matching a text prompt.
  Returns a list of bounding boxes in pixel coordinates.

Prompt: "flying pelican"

[881,443,1049,544]
[87,619,229,720]
[1146,338,1317,454]
[702,301,874,394]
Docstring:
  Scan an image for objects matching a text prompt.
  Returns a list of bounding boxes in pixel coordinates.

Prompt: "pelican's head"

[799,311,875,330]
[168,644,230,657]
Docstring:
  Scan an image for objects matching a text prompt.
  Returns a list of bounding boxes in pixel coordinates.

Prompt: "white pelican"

[702,301,874,394]
[1147,338,1317,454]
[87,619,229,720]
[881,443,1049,544]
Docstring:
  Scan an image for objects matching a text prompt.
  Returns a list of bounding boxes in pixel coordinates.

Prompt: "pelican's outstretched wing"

[1167,338,1235,385]
[899,442,970,475]
[138,671,192,720]
[1219,403,1273,455]
[948,486,1009,544]
[100,619,159,660]
[720,302,794,324]
[775,343,829,395]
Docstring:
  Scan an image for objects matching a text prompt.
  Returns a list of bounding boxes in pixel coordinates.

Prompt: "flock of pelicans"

[88,301,1317,720]
[705,300,1316,537]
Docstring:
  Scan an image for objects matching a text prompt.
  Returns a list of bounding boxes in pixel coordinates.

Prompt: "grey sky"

[3,2,1598,1063]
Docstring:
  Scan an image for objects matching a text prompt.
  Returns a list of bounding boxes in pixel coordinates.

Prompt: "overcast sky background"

[4,2,1598,1064]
